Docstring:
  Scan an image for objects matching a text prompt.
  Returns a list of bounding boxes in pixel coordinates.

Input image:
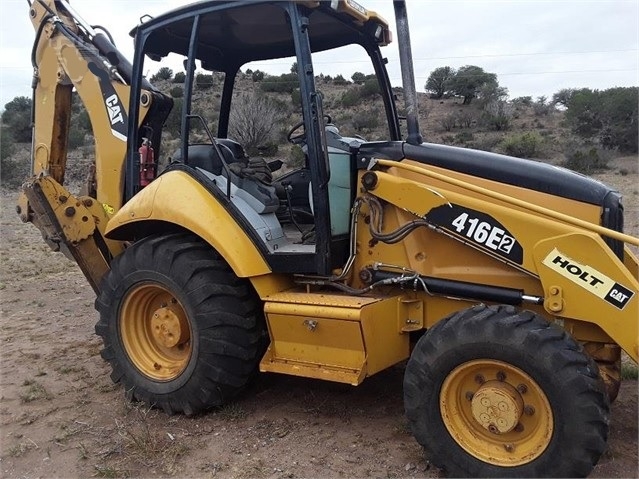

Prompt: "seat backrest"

[171,140,246,175]
[171,143,279,215]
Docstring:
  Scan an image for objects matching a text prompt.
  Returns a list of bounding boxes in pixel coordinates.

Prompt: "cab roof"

[138,0,390,72]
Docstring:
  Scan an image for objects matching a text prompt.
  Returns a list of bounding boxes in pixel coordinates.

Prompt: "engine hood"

[357,141,620,207]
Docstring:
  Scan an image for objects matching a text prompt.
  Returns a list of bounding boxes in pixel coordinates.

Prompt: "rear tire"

[95,233,267,415]
[404,304,609,477]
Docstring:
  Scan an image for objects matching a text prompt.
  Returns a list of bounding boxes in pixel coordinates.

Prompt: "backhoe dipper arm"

[19,0,171,293]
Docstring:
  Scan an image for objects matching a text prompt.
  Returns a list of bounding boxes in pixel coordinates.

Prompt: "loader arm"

[361,160,639,362]
[18,0,171,292]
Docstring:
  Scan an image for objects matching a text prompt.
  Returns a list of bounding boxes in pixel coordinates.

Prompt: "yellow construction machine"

[19,0,638,476]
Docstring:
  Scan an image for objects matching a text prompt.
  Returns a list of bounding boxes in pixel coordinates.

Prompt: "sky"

[1,0,638,109]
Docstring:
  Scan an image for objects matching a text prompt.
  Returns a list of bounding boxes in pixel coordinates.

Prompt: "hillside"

[1,72,637,190]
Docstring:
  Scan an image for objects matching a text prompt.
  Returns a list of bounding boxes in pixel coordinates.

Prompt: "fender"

[105,170,271,278]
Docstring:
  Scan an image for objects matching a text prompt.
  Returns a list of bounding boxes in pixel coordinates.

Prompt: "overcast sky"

[1,0,637,109]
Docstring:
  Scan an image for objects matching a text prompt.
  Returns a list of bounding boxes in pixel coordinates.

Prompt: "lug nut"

[474,374,485,385]
[465,391,474,401]
[524,405,535,416]
[488,424,499,434]
[64,206,76,217]
[496,371,506,382]
[517,384,528,394]
[514,423,524,432]
[504,443,514,453]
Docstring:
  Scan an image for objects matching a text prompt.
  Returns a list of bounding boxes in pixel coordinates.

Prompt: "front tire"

[95,233,267,415]
[403,304,609,477]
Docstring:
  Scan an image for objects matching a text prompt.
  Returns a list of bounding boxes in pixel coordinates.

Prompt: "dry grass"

[20,379,51,403]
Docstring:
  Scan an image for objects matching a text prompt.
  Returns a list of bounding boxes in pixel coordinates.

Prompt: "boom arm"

[18,0,171,292]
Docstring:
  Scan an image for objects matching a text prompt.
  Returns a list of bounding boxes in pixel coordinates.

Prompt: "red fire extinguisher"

[139,137,155,187]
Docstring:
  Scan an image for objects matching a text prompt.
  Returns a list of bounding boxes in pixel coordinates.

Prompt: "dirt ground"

[1,158,637,478]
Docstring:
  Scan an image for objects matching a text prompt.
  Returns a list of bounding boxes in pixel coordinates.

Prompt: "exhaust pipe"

[393,0,423,145]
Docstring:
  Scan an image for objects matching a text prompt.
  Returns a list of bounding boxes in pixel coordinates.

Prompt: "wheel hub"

[120,284,193,381]
[471,380,523,433]
[439,359,554,467]
[151,306,187,348]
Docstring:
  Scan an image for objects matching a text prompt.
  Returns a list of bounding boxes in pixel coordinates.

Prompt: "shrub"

[260,73,297,93]
[291,88,301,108]
[173,71,186,83]
[454,131,474,144]
[457,112,474,128]
[501,132,543,158]
[229,93,284,155]
[169,86,183,98]
[440,114,457,132]
[467,135,502,152]
[352,109,380,132]
[341,89,362,107]
[483,100,513,131]
[251,70,265,82]
[532,96,553,116]
[0,127,28,188]
[289,145,305,168]
[163,98,183,136]
[563,145,610,174]
[195,73,214,90]
[359,78,380,98]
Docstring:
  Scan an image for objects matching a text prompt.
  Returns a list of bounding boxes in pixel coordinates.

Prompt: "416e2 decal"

[426,204,523,264]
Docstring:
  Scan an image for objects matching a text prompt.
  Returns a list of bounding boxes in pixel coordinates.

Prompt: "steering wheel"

[286,114,333,145]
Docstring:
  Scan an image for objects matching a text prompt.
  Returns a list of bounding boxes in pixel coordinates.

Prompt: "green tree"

[290,62,298,74]
[450,65,497,105]
[351,72,366,84]
[565,87,638,153]
[425,66,454,99]
[150,66,173,82]
[552,88,575,108]
[333,74,349,86]
[2,96,32,143]
[251,70,265,82]
[1,126,14,161]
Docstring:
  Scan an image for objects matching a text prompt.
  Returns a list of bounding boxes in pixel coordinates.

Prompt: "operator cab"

[127,1,400,275]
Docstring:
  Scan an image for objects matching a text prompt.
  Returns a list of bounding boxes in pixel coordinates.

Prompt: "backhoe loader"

[19,0,639,476]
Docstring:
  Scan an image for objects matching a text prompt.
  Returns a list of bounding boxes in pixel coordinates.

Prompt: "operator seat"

[171,140,279,214]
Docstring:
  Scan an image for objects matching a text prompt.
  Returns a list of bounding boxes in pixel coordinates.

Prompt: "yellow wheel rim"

[120,283,192,381]
[440,359,553,467]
